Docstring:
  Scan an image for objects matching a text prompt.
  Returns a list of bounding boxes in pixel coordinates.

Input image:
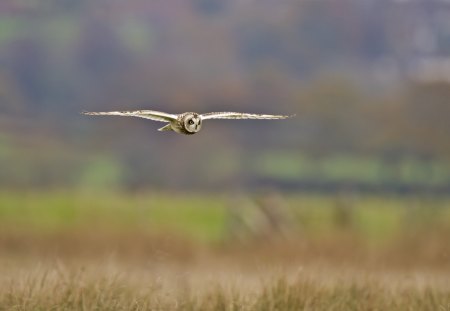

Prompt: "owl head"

[183,113,202,133]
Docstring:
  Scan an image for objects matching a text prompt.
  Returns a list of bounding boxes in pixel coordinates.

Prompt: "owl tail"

[158,124,173,132]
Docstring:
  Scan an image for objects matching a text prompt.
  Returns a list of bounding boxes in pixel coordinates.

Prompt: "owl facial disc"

[183,113,202,133]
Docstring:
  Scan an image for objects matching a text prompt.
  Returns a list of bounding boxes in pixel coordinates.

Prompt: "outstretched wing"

[201,112,295,120]
[82,110,177,122]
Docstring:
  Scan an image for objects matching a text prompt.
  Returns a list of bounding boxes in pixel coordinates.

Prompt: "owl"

[82,110,294,135]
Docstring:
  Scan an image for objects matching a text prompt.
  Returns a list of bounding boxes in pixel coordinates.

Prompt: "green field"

[0,191,449,310]
[1,191,449,240]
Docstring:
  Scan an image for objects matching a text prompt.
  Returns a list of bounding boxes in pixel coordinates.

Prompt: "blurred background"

[1,2,450,307]
[1,0,450,193]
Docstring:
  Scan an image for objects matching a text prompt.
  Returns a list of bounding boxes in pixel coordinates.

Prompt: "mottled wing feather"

[201,112,294,120]
[82,110,177,122]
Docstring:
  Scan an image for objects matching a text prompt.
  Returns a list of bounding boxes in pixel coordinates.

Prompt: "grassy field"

[1,261,449,310]
[0,191,449,310]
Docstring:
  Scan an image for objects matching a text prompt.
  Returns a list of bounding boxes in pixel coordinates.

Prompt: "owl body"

[83,110,293,135]
[171,112,202,135]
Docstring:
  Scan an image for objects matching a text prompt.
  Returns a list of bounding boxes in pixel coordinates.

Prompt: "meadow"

[0,191,449,310]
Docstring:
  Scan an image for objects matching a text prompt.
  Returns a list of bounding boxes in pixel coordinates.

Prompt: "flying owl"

[82,110,294,135]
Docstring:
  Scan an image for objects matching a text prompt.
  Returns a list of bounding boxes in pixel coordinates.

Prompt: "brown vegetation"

[0,255,449,310]
[0,192,449,310]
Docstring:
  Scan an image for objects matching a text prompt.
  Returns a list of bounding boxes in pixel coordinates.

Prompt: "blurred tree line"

[1,0,450,191]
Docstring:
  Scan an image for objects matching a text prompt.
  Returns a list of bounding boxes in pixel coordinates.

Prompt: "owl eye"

[188,120,194,125]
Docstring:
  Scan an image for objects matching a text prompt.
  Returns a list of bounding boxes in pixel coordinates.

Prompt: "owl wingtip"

[82,111,99,116]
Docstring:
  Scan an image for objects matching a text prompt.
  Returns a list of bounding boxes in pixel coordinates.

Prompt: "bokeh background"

[2,0,450,192]
[1,1,450,309]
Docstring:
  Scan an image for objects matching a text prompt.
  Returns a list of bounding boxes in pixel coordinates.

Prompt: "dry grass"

[1,192,450,310]
[0,259,449,311]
